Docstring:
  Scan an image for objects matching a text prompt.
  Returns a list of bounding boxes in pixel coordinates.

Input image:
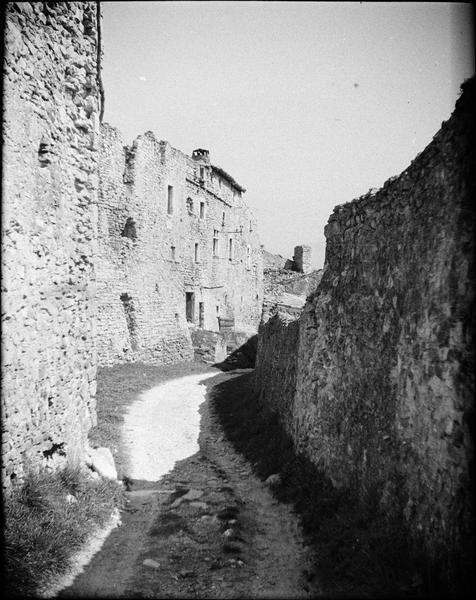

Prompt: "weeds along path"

[60,364,315,598]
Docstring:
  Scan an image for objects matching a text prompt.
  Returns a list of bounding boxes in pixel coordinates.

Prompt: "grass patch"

[209,371,429,597]
[3,465,124,598]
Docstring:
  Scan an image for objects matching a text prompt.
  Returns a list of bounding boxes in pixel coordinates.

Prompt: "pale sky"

[101,1,474,268]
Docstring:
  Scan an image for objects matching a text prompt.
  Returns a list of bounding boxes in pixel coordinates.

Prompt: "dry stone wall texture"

[255,79,475,582]
[2,2,101,485]
[97,126,263,366]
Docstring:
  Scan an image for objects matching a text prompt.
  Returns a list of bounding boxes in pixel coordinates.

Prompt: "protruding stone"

[86,446,117,480]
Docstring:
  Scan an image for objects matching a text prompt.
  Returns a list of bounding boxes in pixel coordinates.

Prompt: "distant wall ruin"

[293,244,311,274]
[255,79,475,585]
[2,2,101,485]
[262,245,322,319]
[97,125,263,366]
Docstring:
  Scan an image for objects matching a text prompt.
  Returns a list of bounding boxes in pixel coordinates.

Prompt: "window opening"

[228,238,233,261]
[186,197,194,215]
[200,166,204,180]
[222,211,225,227]
[213,230,219,256]
[200,202,205,219]
[170,245,176,260]
[185,292,195,323]
[194,242,200,263]
[121,217,137,240]
[246,245,252,269]
[167,185,173,215]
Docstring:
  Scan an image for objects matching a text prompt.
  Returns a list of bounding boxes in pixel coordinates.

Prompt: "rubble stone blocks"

[255,79,475,585]
[2,1,101,487]
[96,126,264,366]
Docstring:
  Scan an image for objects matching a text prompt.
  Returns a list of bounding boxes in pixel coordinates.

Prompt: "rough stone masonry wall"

[255,311,300,424]
[255,79,475,581]
[97,125,194,366]
[2,2,101,486]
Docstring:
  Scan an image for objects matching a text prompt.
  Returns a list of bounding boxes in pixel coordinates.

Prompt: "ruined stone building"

[2,2,101,485]
[262,245,322,319]
[96,125,263,366]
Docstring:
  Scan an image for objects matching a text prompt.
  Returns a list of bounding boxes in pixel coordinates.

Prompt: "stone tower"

[294,245,312,274]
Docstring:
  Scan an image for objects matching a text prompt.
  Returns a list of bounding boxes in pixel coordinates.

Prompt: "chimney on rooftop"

[192,148,210,164]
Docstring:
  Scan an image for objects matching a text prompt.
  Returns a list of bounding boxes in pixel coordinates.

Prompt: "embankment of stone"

[254,78,475,590]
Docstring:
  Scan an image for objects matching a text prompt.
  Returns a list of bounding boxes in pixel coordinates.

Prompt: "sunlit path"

[122,372,215,481]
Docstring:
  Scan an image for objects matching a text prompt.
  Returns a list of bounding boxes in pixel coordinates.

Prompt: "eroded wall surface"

[255,79,475,580]
[97,125,263,366]
[2,2,101,485]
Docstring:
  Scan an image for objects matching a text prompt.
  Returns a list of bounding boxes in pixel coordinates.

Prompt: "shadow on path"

[208,371,432,598]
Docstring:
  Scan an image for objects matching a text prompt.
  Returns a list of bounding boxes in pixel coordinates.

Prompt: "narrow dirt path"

[60,367,315,598]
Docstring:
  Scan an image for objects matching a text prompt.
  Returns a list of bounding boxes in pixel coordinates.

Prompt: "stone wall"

[97,125,263,366]
[2,2,101,485]
[255,311,300,422]
[255,79,475,582]
[262,248,291,271]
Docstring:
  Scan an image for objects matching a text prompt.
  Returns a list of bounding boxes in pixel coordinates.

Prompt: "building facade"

[97,125,263,366]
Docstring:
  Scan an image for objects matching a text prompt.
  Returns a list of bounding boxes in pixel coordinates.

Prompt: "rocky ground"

[60,366,317,598]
